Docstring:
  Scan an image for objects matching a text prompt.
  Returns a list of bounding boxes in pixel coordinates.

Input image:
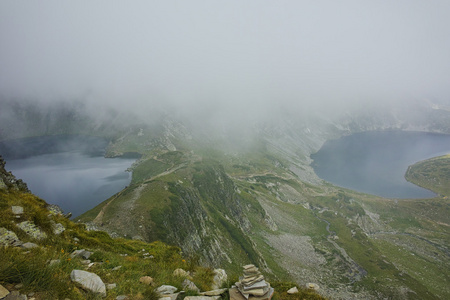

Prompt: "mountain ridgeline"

[1,98,450,299]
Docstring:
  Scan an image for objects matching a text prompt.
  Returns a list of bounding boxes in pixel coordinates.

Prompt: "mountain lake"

[0,135,137,218]
[311,131,450,198]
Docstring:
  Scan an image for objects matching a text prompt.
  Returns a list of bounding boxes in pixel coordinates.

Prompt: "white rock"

[173,268,189,277]
[107,283,117,290]
[12,206,24,214]
[21,242,38,249]
[182,279,199,292]
[0,284,10,298]
[200,289,227,296]
[156,285,178,295]
[185,297,220,300]
[287,286,298,294]
[211,269,227,290]
[16,221,47,240]
[70,269,106,297]
[52,222,65,235]
[0,228,22,247]
[306,283,320,291]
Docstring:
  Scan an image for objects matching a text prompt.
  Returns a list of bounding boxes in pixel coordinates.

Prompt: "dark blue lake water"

[0,136,136,218]
[311,131,450,198]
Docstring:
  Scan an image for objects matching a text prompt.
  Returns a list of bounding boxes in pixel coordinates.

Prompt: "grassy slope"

[1,188,325,300]
[405,154,450,197]
[76,132,450,299]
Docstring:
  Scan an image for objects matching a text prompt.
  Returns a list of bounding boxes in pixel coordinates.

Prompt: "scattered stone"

[52,222,65,235]
[211,269,227,290]
[182,279,200,292]
[16,221,47,240]
[159,293,181,300]
[231,265,274,300]
[49,259,61,266]
[184,297,220,300]
[0,284,10,298]
[107,283,117,290]
[80,260,91,265]
[287,287,298,294]
[20,242,38,249]
[139,276,154,285]
[87,263,95,268]
[27,292,34,297]
[70,269,106,297]
[200,288,227,296]
[14,283,23,289]
[306,283,319,291]
[47,204,64,215]
[12,206,24,215]
[70,249,92,259]
[116,296,128,300]
[173,268,189,278]
[3,290,27,300]
[0,227,22,247]
[156,285,178,295]
[112,266,122,271]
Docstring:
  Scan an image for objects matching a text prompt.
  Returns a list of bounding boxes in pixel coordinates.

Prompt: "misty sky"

[1,1,450,114]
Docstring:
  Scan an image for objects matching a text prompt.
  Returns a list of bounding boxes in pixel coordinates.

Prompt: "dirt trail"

[92,163,186,225]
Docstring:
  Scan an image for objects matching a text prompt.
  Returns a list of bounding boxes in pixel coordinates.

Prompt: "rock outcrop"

[70,270,106,297]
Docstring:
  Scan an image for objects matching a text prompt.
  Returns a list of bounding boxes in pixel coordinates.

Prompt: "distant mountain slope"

[1,97,450,299]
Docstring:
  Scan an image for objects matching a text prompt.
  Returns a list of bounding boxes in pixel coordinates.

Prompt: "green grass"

[405,154,450,197]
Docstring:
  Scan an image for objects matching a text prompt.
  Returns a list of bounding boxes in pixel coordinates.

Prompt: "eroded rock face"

[0,156,29,192]
[70,269,106,297]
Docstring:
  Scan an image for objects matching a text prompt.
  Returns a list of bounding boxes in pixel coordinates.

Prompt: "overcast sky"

[1,1,450,115]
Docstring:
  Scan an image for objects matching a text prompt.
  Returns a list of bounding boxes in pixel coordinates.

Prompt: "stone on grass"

[306,283,319,291]
[156,285,178,295]
[200,288,227,296]
[0,284,10,298]
[0,227,22,247]
[16,221,47,240]
[159,293,180,300]
[139,276,154,285]
[184,297,220,300]
[112,266,122,271]
[107,283,117,290]
[12,206,24,215]
[287,287,298,294]
[3,290,27,300]
[70,249,92,259]
[20,242,38,249]
[70,269,106,297]
[173,268,189,278]
[211,269,227,289]
[116,296,128,300]
[182,279,199,292]
[52,222,65,235]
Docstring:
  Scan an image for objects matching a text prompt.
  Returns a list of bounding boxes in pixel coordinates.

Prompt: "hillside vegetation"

[405,154,450,197]
[77,127,450,300]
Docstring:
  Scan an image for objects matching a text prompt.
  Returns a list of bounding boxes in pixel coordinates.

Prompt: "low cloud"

[1,1,449,121]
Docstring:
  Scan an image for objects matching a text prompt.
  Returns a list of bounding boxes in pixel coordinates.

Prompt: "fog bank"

[1,1,450,120]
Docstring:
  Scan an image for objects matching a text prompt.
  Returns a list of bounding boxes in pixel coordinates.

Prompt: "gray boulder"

[182,279,199,292]
[3,290,27,300]
[184,297,220,300]
[70,269,106,297]
[20,242,38,249]
[0,284,10,298]
[211,269,227,290]
[16,221,47,240]
[11,206,24,215]
[0,227,22,247]
[156,285,178,295]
